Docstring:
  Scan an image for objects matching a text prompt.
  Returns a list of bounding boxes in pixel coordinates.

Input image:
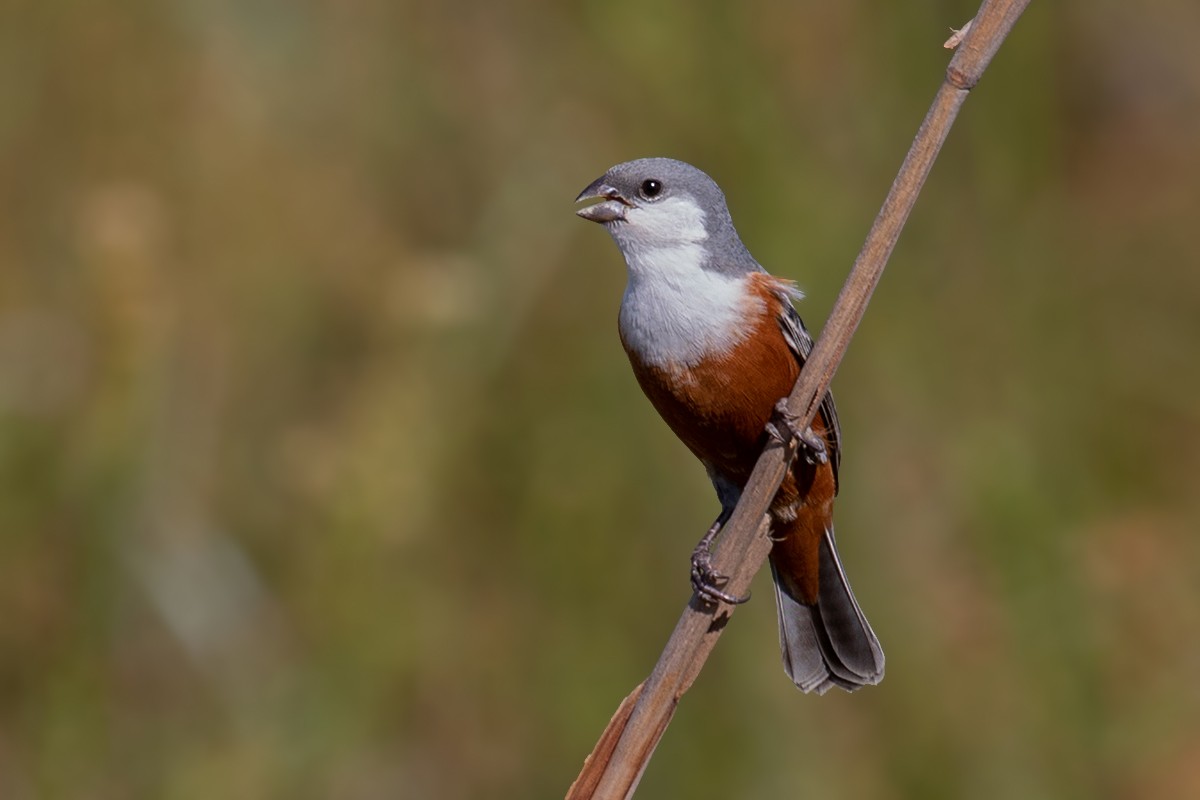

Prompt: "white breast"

[618,242,760,368]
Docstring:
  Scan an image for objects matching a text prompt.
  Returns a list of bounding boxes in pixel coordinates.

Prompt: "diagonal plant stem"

[567,2,1033,798]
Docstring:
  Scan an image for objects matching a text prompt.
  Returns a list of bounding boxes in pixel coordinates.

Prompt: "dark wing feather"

[775,295,842,490]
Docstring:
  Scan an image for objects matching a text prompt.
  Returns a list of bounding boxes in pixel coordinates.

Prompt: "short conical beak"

[575,179,630,224]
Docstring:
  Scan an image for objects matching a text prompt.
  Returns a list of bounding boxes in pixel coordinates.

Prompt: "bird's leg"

[690,511,750,605]
[765,398,829,465]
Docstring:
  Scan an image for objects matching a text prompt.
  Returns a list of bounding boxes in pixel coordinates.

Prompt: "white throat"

[617,242,757,368]
[607,194,759,368]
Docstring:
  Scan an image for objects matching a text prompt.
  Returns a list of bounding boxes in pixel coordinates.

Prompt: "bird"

[574,157,884,694]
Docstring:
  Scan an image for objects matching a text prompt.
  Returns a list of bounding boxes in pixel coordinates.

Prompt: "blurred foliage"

[1,0,1199,798]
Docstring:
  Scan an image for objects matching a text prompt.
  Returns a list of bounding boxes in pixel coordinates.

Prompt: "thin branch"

[567,2,1033,798]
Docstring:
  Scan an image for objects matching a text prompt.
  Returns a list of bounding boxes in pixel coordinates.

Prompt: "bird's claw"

[765,398,829,465]
[690,541,750,605]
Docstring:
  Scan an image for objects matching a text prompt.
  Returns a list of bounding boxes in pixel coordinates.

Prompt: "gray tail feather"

[772,527,884,694]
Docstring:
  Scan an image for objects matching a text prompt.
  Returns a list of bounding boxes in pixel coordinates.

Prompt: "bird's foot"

[765,398,828,465]
[690,525,750,606]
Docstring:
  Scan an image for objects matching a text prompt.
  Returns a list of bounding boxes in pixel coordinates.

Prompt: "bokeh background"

[3,1,1199,797]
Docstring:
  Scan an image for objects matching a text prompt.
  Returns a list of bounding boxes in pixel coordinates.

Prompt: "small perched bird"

[575,158,884,694]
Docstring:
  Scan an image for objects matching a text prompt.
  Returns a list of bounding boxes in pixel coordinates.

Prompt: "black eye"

[640,179,663,199]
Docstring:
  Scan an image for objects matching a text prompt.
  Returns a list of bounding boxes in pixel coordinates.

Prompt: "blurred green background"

[2,1,1199,797]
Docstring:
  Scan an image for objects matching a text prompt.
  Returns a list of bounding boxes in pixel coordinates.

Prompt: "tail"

[771,527,884,694]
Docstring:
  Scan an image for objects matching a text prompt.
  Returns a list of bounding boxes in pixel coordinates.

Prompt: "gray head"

[575,157,760,274]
